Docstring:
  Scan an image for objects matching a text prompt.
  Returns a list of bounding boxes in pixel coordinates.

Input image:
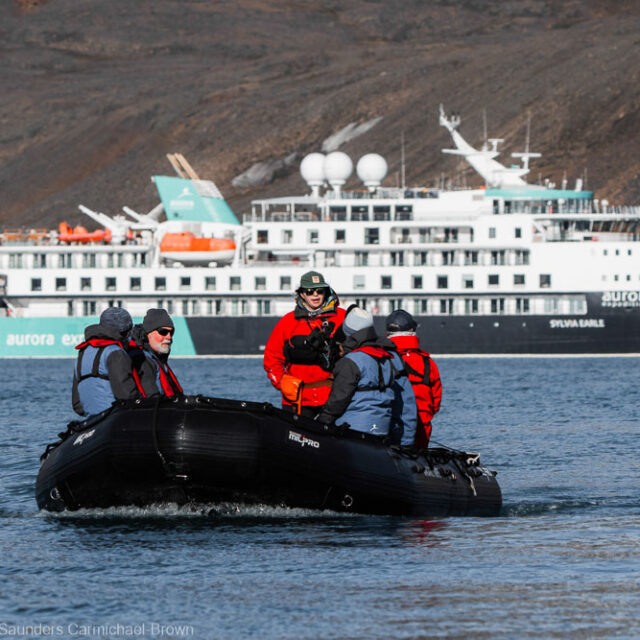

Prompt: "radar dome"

[300,153,326,196]
[356,153,388,190]
[324,152,353,193]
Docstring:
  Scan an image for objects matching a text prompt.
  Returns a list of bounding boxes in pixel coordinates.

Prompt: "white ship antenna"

[511,110,541,175]
[401,131,406,190]
[482,108,489,151]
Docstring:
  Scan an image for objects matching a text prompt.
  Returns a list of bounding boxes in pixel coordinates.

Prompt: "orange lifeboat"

[159,232,236,264]
[58,222,111,244]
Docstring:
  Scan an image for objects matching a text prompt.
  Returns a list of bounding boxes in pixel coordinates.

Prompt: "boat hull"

[35,396,502,517]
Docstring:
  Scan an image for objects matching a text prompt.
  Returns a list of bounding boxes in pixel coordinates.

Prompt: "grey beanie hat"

[343,307,374,337]
[100,307,133,336]
[142,308,174,333]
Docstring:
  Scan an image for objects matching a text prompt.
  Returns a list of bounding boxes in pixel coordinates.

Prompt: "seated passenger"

[317,307,417,445]
[131,308,183,398]
[72,307,144,417]
[386,309,442,448]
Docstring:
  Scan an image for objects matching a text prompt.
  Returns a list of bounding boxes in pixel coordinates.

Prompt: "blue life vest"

[74,340,124,416]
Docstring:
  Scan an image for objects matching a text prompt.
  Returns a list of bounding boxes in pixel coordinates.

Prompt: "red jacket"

[264,304,346,407]
[388,334,442,446]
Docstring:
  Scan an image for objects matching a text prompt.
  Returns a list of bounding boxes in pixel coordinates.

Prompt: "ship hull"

[2,293,639,356]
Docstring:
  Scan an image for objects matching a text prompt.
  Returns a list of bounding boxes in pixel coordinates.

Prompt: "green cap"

[299,271,329,289]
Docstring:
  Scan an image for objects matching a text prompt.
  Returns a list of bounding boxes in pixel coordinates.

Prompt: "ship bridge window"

[465,299,479,314]
[155,277,167,291]
[180,277,191,290]
[437,276,448,289]
[464,251,478,266]
[33,254,47,268]
[444,228,458,242]
[257,230,269,244]
[412,275,423,289]
[374,206,390,221]
[414,251,428,266]
[440,299,454,315]
[82,253,96,268]
[394,205,413,221]
[353,275,366,290]
[329,206,347,221]
[307,229,319,244]
[414,299,428,314]
[130,277,141,291]
[442,250,455,265]
[351,206,369,221]
[255,276,266,291]
[281,229,292,244]
[381,275,392,290]
[257,300,271,316]
[31,278,42,292]
[514,274,525,286]
[491,298,505,314]
[230,276,241,291]
[83,301,96,316]
[355,251,369,267]
[515,227,522,238]
[488,274,499,286]
[280,276,291,291]
[56,277,66,292]
[81,277,91,292]
[365,228,379,245]
[9,254,23,268]
[489,227,497,239]
[205,277,216,291]
[335,229,346,243]
[540,274,551,288]
[106,277,116,292]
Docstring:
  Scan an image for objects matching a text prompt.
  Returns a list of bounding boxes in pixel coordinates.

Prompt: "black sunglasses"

[301,288,326,296]
[156,327,174,337]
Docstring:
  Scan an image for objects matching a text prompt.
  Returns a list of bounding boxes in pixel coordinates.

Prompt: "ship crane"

[439,105,541,189]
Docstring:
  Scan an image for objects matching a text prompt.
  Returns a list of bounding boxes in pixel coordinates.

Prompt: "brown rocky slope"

[1,0,639,228]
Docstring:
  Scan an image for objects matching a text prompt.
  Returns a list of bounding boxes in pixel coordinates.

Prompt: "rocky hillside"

[1,0,639,227]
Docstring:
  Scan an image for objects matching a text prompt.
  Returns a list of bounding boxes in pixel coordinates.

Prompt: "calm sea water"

[1,357,639,639]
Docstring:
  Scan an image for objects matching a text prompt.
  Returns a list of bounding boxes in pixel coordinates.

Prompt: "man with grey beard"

[133,308,183,398]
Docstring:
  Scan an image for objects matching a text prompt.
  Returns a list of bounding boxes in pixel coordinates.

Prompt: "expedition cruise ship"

[1,107,640,357]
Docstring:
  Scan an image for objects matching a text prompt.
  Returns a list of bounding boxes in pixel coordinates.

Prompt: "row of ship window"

[69,296,586,318]
[255,226,520,245]
[6,253,148,269]
[29,273,553,293]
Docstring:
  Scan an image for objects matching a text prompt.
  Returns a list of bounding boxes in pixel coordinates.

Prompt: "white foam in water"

[39,502,353,519]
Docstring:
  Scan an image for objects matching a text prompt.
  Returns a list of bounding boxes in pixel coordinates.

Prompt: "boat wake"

[36,501,356,521]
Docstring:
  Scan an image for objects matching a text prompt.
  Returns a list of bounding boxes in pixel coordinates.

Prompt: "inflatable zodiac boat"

[36,396,502,516]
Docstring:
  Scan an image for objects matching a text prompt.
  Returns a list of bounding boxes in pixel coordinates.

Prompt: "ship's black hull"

[36,396,501,517]
[186,293,640,354]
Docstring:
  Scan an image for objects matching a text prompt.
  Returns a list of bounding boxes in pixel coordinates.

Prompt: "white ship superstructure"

[1,110,639,356]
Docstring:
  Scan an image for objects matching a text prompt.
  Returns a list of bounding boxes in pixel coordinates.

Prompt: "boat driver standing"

[131,308,184,398]
[263,271,345,417]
